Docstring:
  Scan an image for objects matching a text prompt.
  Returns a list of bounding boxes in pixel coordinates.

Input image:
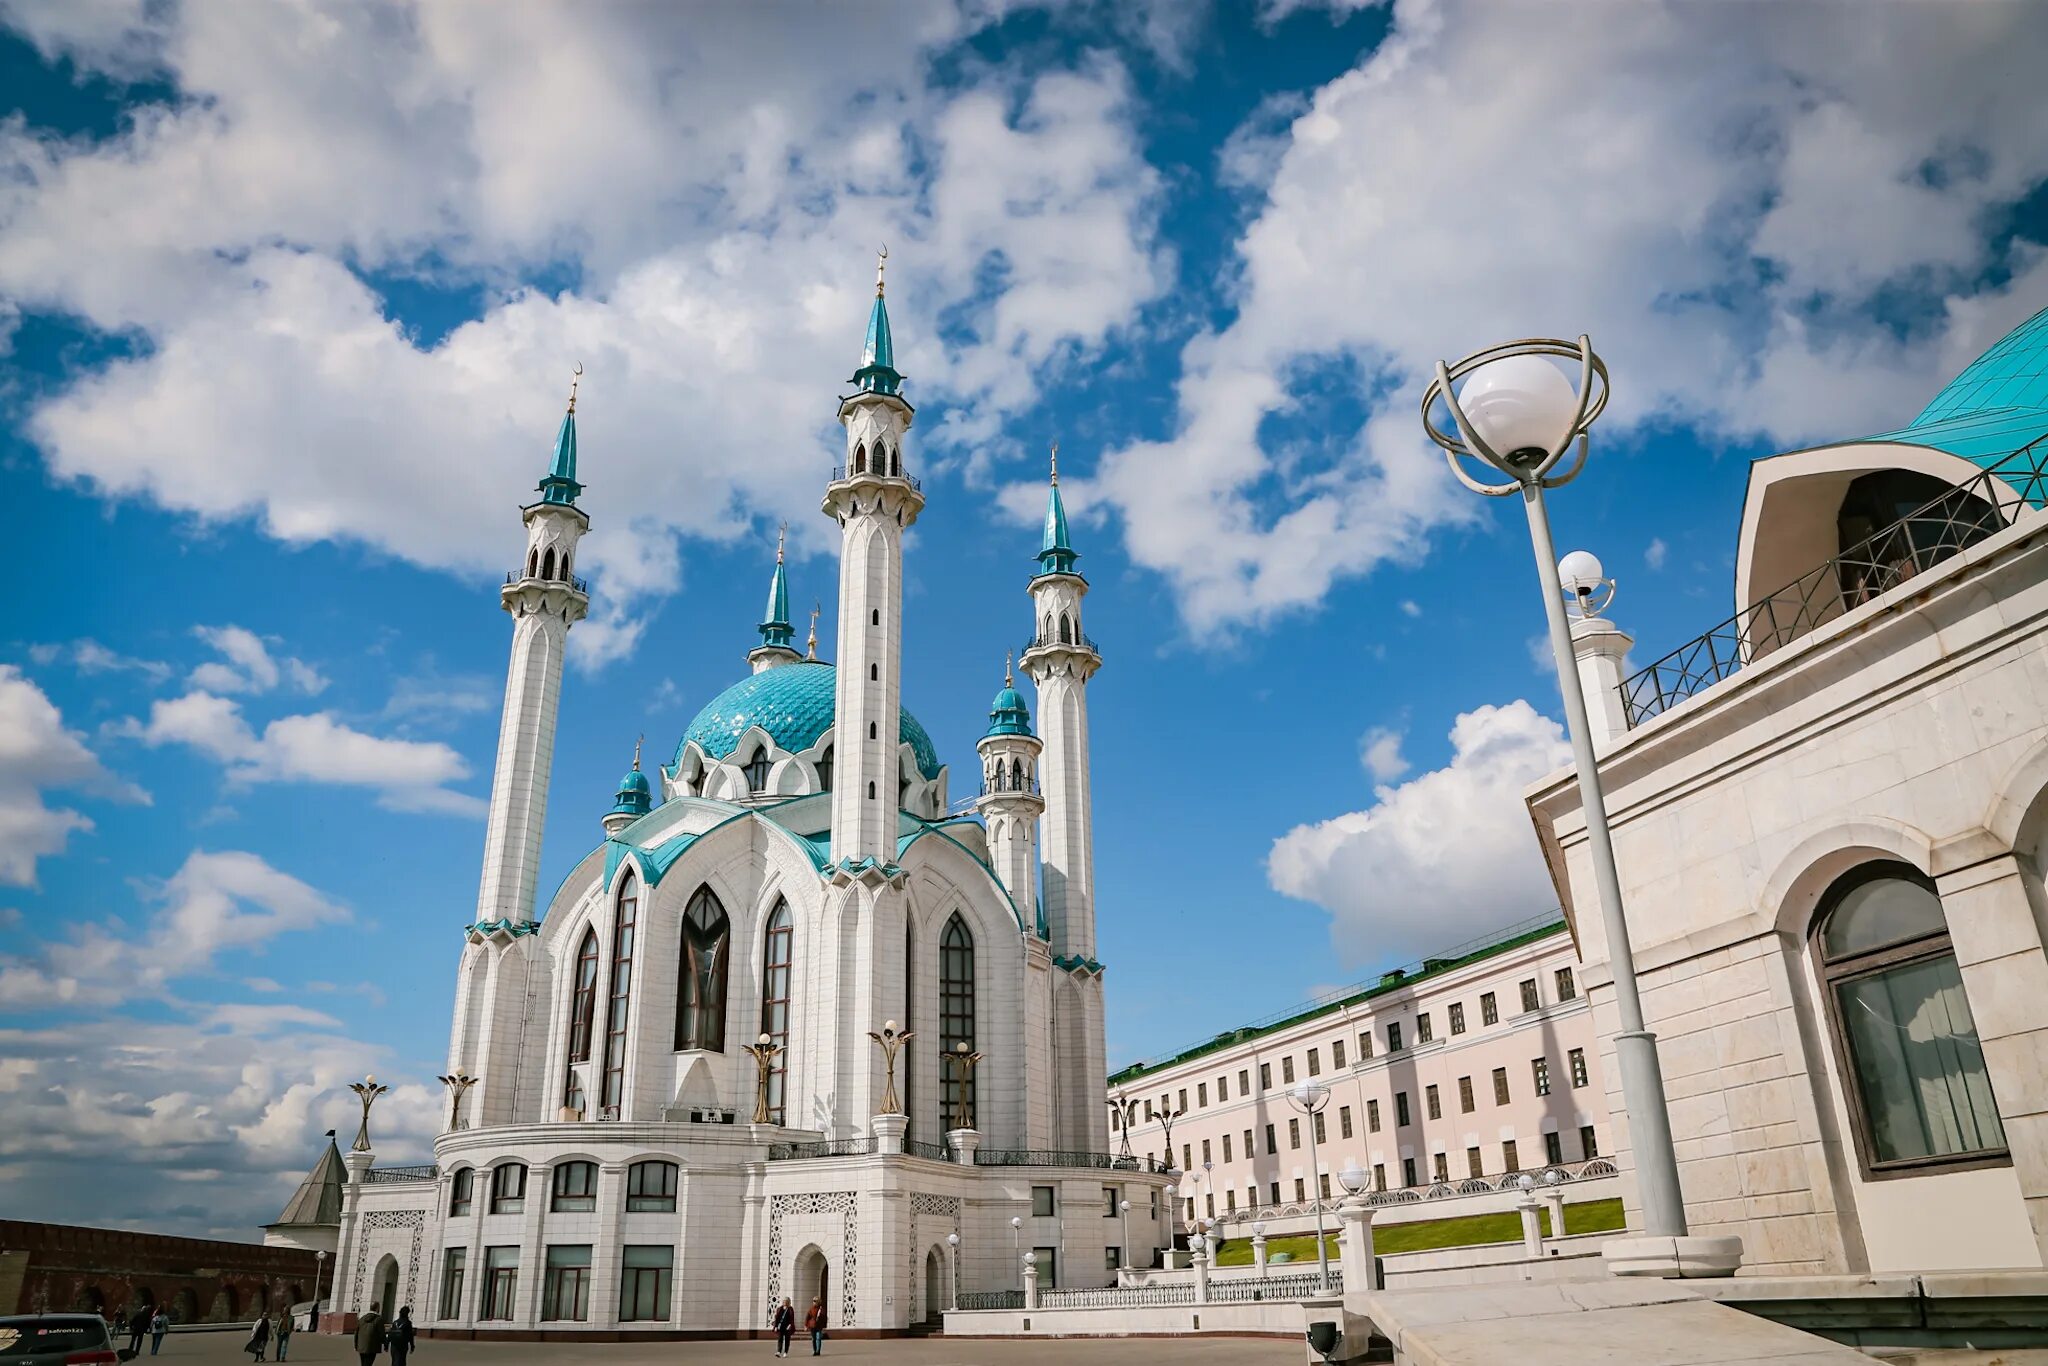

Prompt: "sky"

[5,0,2048,1242]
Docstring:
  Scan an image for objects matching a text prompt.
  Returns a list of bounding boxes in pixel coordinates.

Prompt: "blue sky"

[6,0,2048,1240]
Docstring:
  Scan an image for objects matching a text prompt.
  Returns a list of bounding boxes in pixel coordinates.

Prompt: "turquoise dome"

[1909,305,2048,429]
[612,765,652,816]
[985,683,1032,737]
[675,661,942,780]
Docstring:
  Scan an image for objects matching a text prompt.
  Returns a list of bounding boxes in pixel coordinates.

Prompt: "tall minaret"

[474,374,590,926]
[749,527,803,674]
[823,250,923,865]
[975,655,1044,929]
[1018,445,1107,1151]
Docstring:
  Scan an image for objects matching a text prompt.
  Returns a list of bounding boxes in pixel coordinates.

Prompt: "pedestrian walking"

[386,1306,416,1366]
[242,1312,270,1362]
[273,1310,292,1361]
[353,1304,385,1366]
[771,1297,796,1356]
[148,1307,168,1356]
[804,1296,827,1356]
[126,1306,150,1358]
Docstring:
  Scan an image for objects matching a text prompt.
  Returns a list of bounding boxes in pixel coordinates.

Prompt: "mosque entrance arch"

[924,1246,946,1320]
[373,1255,400,1321]
[791,1244,829,1319]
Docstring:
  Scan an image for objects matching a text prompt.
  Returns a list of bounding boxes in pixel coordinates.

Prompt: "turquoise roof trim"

[1052,953,1104,976]
[895,817,1038,937]
[675,660,942,780]
[538,407,582,506]
[466,918,540,938]
[1038,480,1077,576]
[851,290,903,397]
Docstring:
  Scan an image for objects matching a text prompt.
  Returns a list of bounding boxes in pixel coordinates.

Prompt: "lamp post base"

[1602,1234,1744,1279]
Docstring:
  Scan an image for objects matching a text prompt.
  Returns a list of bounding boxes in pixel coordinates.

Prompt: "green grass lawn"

[1208,1197,1625,1266]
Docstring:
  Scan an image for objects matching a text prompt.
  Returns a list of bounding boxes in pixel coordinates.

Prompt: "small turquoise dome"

[611,764,652,817]
[985,683,1032,738]
[675,661,942,780]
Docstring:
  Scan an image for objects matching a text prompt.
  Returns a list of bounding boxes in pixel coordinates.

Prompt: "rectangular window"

[1182,1143,1192,1171]
[1581,1125,1599,1160]
[1222,1133,1233,1162]
[541,1245,592,1322]
[1247,1184,1259,1210]
[1145,1099,1155,1121]
[1449,1002,1466,1035]
[1151,1189,1159,1219]
[1458,1076,1474,1113]
[1244,1128,1255,1160]
[1032,1248,1058,1290]
[1225,1189,1237,1212]
[1395,1091,1411,1127]
[1294,1177,1306,1202]
[1493,1067,1510,1105]
[438,1249,466,1321]
[550,1161,597,1212]
[1533,1057,1551,1097]
[1205,1192,1215,1218]
[1372,1163,1386,1192]
[1201,1138,1211,1164]
[1264,1123,1276,1155]
[1307,1047,1321,1077]
[1401,1157,1417,1188]
[482,1247,518,1321]
[1545,1131,1564,1165]
[489,1163,526,1215]
[1367,1099,1381,1133]
[1106,1246,1122,1271]
[626,1160,678,1212]
[1197,1083,1208,1108]
[1032,1185,1056,1218]
[1178,1087,1188,1113]
[1481,992,1499,1025]
[1282,1056,1296,1084]
[449,1168,474,1218]
[1556,967,1576,1001]
[1433,1152,1449,1183]
[1312,1111,1326,1144]
[1359,1031,1374,1059]
[1104,1186,1119,1217]
[1218,1075,1229,1103]
[1239,1068,1250,1094]
[1426,1084,1441,1120]
[1269,1180,1281,1206]
[1319,1173,1331,1200]
[1332,1039,1347,1069]
[1288,1117,1301,1150]
[1520,978,1541,1013]
[1502,1139,1520,1174]
[1339,1105,1353,1139]
[1259,1062,1272,1090]
[1569,1048,1588,1088]
[1387,1022,1403,1052]
[1467,1146,1483,1178]
[1416,1012,1433,1044]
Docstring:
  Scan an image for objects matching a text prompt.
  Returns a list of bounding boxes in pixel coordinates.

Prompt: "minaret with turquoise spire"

[976,654,1044,928]
[603,737,652,836]
[823,249,924,865]
[749,526,803,674]
[1018,443,1107,1151]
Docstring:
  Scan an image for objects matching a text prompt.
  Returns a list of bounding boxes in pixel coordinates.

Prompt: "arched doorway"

[791,1245,829,1321]
[374,1256,400,1321]
[923,1247,946,1320]
[175,1289,199,1324]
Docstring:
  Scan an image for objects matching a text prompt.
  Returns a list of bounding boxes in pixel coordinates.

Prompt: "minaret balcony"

[829,464,922,492]
[978,775,1041,798]
[1020,629,1100,660]
[505,568,590,596]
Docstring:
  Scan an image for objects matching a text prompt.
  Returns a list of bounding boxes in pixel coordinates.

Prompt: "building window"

[1395,1091,1410,1127]
[1520,978,1541,1013]
[1449,1002,1466,1035]
[1032,1185,1056,1217]
[1358,1031,1374,1059]
[1433,1152,1449,1183]
[603,871,641,1109]
[1239,1068,1250,1094]
[1481,992,1499,1026]
[1201,1138,1212,1164]
[940,914,977,1131]
[1266,1180,1278,1205]
[620,1246,673,1322]
[1339,1105,1353,1139]
[1259,1062,1272,1090]
[550,1161,597,1212]
[564,928,599,1112]
[1569,1048,1588,1089]
[1313,1111,1326,1144]
[759,898,793,1123]
[1544,1131,1564,1166]
[1263,1123,1276,1154]
[1198,1083,1209,1108]
[1814,862,2007,1173]
[1144,1099,1155,1121]
[1205,1193,1215,1218]
[1307,1048,1321,1077]
[1106,1245,1122,1270]
[489,1163,526,1215]
[1282,1056,1296,1084]
[1331,1039,1346,1069]
[676,884,729,1054]
[1103,1185,1119,1217]
[1556,967,1576,1001]
[1425,1084,1441,1120]
[1288,1117,1301,1149]
[1318,1173,1331,1200]
[1401,1157,1417,1188]
[1466,1146,1483,1178]
[1458,1076,1474,1113]
[1294,1177,1306,1202]
[1416,1013,1433,1044]
[1367,1099,1380,1133]
[1581,1125,1599,1160]
[438,1249,466,1320]
[1492,1067,1510,1106]
[448,1167,474,1217]
[1222,1133,1233,1162]
[626,1160,677,1212]
[1182,1144,1192,1171]
[1502,1139,1519,1174]
[815,745,833,791]
[1179,1088,1188,1113]
[1533,1058,1551,1097]
[1371,1164,1385,1192]
[1218,1075,1229,1102]
[1244,1128,1254,1159]
[541,1245,592,1322]
[482,1247,519,1320]
[743,747,771,793]
[1032,1248,1058,1289]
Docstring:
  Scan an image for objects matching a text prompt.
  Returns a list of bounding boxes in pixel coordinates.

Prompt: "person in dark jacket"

[385,1306,416,1366]
[353,1306,385,1366]
[771,1297,796,1356]
[126,1307,151,1357]
[242,1312,270,1361]
[804,1297,827,1356]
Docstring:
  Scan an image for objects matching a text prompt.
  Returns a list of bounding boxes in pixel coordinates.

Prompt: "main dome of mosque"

[674,660,943,780]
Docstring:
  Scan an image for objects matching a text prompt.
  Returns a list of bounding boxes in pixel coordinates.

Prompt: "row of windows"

[677,744,928,801]
[522,545,574,582]
[447,1160,682,1218]
[850,440,901,478]
[440,1243,676,1323]
[1137,968,1578,1122]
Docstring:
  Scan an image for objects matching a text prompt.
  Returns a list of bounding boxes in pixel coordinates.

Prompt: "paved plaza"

[150,1330,1300,1365]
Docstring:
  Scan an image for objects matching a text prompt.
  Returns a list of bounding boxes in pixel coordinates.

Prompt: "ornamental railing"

[767,1138,877,1161]
[1204,1159,1618,1227]
[1209,1269,1340,1302]
[957,1290,1025,1311]
[504,569,591,596]
[829,465,922,492]
[1619,439,2048,728]
[1021,630,1101,657]
[902,1139,953,1162]
[973,1149,1165,1171]
[1040,1282,1193,1309]
[365,1164,439,1184]
[978,777,1041,797]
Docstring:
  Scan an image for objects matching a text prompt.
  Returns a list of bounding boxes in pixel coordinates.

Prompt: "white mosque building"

[326,260,1172,1339]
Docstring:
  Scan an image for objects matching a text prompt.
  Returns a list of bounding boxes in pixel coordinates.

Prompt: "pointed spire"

[806,601,820,660]
[759,526,794,649]
[633,734,643,771]
[611,734,652,818]
[851,246,903,397]
[538,364,585,506]
[1038,441,1077,577]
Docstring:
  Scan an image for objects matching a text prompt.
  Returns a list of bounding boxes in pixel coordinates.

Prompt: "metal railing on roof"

[973,1149,1165,1171]
[828,465,922,492]
[1619,439,2048,728]
[365,1164,439,1184]
[504,569,591,596]
[767,1137,877,1160]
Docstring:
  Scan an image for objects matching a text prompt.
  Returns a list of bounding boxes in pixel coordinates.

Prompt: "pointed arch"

[1058,612,1072,644]
[677,885,730,1052]
[526,548,539,578]
[760,898,793,1124]
[853,442,867,475]
[542,547,557,580]
[564,927,600,1112]
[939,913,976,1131]
[599,872,638,1113]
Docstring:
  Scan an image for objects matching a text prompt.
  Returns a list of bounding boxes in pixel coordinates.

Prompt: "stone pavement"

[150,1330,1300,1364]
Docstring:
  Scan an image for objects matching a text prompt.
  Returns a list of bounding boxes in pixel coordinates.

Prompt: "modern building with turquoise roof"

[331,254,1167,1341]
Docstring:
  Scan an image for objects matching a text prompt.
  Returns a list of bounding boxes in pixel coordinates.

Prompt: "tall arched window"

[815,745,833,792]
[743,748,771,793]
[563,928,599,1111]
[599,872,637,1113]
[760,899,793,1124]
[677,886,730,1052]
[542,547,556,580]
[939,914,975,1132]
[526,548,538,578]
[1813,862,2006,1175]
[1058,612,1072,644]
[903,918,915,1137]
[853,442,867,474]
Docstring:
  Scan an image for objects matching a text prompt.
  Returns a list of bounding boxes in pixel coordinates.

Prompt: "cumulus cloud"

[0,665,147,886]
[1358,725,1408,782]
[1269,700,1570,965]
[26,639,172,684]
[189,624,327,696]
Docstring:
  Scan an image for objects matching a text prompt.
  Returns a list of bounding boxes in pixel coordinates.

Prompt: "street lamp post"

[945,1232,960,1310]
[1118,1199,1131,1273]
[1285,1082,1333,1293]
[311,1250,327,1329]
[1419,338,1693,1250]
[1010,1216,1023,1289]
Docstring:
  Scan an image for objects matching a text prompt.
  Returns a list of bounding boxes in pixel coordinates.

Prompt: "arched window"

[815,745,833,792]
[1058,612,1072,644]
[560,552,571,578]
[871,609,879,626]
[526,548,538,578]
[600,873,638,1113]
[867,781,876,800]
[1010,758,1024,790]
[551,1161,598,1212]
[1813,862,2006,1174]
[542,547,556,580]
[853,442,867,475]
[870,663,878,681]
[625,1160,677,1212]
[564,928,599,1111]
[448,1167,474,1217]
[760,899,793,1124]
[677,886,730,1052]
[868,722,877,741]
[903,918,915,1137]
[743,748,772,793]
[939,914,976,1132]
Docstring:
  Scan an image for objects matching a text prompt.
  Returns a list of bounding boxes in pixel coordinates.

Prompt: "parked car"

[0,1314,126,1364]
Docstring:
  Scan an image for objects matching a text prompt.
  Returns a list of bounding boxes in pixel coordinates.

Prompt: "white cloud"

[1644,537,1669,572]
[1269,699,1570,965]
[189,625,326,696]
[119,691,482,816]
[1358,725,1408,782]
[27,639,172,684]
[0,665,147,886]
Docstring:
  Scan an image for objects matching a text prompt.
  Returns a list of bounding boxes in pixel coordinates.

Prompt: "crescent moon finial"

[567,362,583,413]
[875,244,888,298]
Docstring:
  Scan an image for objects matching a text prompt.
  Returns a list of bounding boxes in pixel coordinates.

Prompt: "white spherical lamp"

[1456,354,1578,462]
